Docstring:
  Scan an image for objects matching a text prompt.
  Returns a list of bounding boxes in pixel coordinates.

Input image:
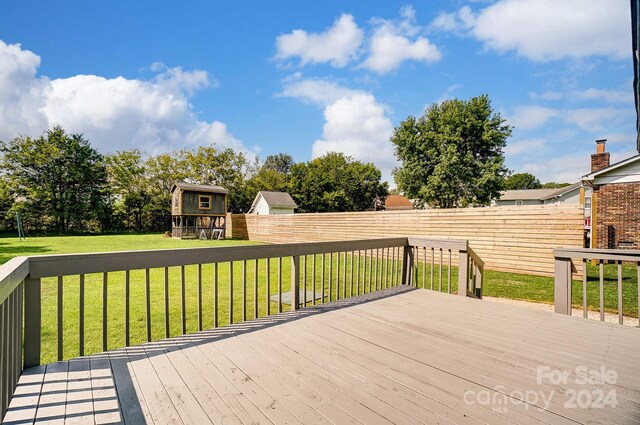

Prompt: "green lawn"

[1,235,638,364]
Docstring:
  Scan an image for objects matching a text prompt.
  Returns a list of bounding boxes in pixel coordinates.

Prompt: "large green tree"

[504,173,542,190]
[0,126,109,233]
[105,149,150,231]
[290,152,388,212]
[392,95,511,208]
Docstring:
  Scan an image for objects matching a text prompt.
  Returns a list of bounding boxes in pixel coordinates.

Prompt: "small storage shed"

[248,191,297,215]
[171,183,228,239]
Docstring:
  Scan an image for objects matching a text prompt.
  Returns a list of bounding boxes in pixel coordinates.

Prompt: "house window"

[199,195,211,209]
[173,194,179,209]
[515,200,523,206]
[584,197,592,217]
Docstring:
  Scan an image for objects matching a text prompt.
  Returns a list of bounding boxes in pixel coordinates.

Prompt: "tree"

[180,145,253,213]
[144,153,185,231]
[290,152,388,212]
[105,149,149,231]
[504,173,542,190]
[263,153,294,174]
[392,95,511,208]
[0,126,109,233]
[541,182,571,189]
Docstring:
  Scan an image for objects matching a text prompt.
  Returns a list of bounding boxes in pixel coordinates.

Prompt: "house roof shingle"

[499,182,581,202]
[172,183,229,194]
[256,191,298,208]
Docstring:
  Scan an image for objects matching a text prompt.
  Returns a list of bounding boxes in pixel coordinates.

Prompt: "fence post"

[291,255,300,310]
[402,245,414,285]
[458,245,469,297]
[554,257,572,315]
[24,276,41,367]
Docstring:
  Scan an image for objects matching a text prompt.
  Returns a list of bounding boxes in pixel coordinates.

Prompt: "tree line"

[2,94,547,235]
[0,127,388,234]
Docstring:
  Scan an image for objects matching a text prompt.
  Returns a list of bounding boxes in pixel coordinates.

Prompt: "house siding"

[594,182,640,249]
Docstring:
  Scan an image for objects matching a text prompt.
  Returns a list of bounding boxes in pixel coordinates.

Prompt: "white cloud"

[521,153,590,183]
[433,0,629,61]
[361,6,441,74]
[528,91,563,101]
[508,105,558,130]
[274,14,364,68]
[312,93,396,182]
[563,108,630,131]
[504,138,546,156]
[573,88,632,104]
[276,74,362,107]
[0,40,246,155]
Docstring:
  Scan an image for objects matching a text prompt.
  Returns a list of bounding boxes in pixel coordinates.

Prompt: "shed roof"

[499,183,580,202]
[252,191,298,209]
[385,194,413,210]
[172,183,228,194]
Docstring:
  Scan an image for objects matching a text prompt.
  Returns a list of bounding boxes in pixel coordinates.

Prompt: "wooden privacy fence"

[230,205,584,277]
[0,236,483,421]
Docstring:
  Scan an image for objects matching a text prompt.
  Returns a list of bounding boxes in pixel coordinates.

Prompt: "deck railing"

[554,248,640,325]
[0,236,481,421]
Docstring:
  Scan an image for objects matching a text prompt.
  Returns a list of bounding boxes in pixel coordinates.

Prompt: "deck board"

[5,287,640,425]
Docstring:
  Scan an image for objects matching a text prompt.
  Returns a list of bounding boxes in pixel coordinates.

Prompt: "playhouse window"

[199,195,211,209]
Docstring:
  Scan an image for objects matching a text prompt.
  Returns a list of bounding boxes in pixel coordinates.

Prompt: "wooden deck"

[4,287,640,425]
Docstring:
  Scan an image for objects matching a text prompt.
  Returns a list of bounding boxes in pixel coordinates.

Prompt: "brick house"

[582,139,640,249]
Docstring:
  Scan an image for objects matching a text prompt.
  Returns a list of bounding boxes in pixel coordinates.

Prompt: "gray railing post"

[402,245,414,285]
[23,276,41,367]
[554,256,572,315]
[458,245,469,297]
[291,255,300,310]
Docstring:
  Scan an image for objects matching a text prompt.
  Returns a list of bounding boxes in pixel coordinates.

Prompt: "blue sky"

[0,0,635,185]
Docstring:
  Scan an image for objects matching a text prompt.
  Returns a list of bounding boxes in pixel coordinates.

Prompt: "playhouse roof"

[172,183,228,194]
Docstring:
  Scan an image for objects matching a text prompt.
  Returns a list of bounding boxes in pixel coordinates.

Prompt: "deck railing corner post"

[23,275,41,367]
[553,255,572,315]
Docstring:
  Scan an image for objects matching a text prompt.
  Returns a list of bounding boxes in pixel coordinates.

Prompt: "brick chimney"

[591,139,610,173]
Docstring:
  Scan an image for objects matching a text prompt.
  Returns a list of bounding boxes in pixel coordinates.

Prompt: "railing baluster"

[242,260,247,322]
[374,249,379,291]
[599,260,604,321]
[336,252,340,301]
[164,267,169,338]
[145,269,151,342]
[422,248,426,289]
[58,276,64,361]
[582,259,588,318]
[102,273,108,351]
[321,253,325,303]
[618,261,623,325]
[8,292,14,401]
[125,270,130,346]
[430,248,435,290]
[342,252,347,299]
[278,257,282,313]
[214,263,219,328]
[1,300,7,415]
[180,266,186,334]
[439,249,443,292]
[312,255,316,306]
[383,248,388,289]
[637,261,640,328]
[368,250,373,292]
[303,255,307,306]
[266,259,271,315]
[350,251,354,296]
[229,262,234,324]
[448,249,452,294]
[197,264,203,331]
[356,251,361,294]
[254,259,259,319]
[329,253,333,302]
[79,274,85,356]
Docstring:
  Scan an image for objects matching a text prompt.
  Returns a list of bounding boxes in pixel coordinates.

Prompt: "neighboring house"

[248,191,297,215]
[582,139,640,249]
[385,194,413,211]
[493,183,582,207]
